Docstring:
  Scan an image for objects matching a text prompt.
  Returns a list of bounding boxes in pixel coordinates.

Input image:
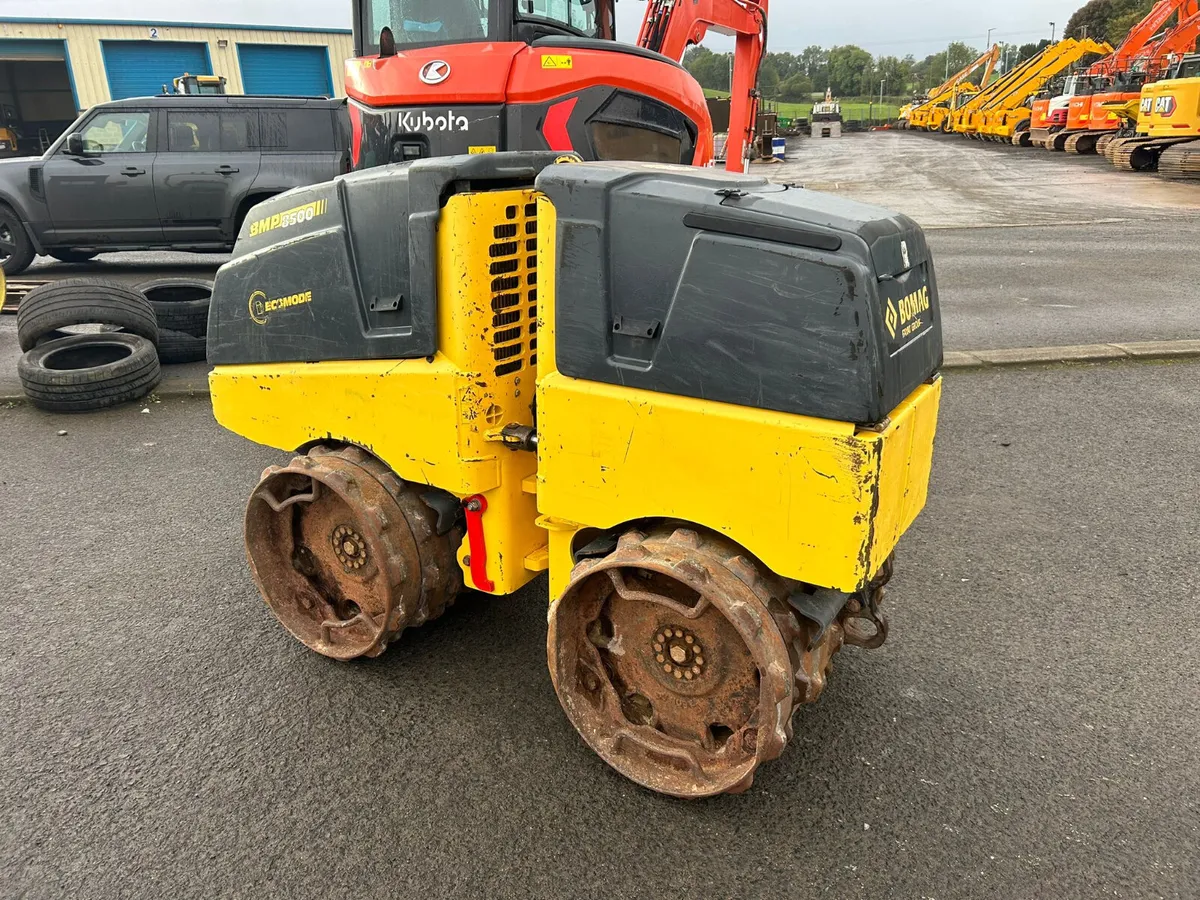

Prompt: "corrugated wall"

[0,20,353,109]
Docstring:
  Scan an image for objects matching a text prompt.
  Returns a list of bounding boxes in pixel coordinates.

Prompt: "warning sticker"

[469,145,497,154]
[541,55,573,69]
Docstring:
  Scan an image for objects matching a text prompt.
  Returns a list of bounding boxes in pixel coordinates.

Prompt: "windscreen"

[363,0,492,52]
[516,0,601,36]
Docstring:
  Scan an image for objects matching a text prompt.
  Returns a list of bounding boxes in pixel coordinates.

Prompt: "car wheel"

[0,205,35,275]
[17,332,161,412]
[16,279,159,352]
[49,250,99,264]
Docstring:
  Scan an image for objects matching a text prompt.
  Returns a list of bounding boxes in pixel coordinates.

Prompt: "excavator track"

[1064,132,1100,154]
[1011,131,1032,147]
[1157,141,1200,179]
[1048,130,1071,151]
[1094,133,1118,156]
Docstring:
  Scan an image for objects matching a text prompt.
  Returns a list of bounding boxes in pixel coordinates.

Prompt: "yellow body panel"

[537,373,941,598]
[210,190,545,596]
[1139,76,1200,137]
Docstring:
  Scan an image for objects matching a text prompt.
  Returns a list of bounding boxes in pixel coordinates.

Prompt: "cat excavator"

[347,0,768,173]
[1107,51,1200,176]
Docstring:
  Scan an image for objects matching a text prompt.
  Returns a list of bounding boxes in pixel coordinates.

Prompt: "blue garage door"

[103,41,210,99]
[238,44,332,96]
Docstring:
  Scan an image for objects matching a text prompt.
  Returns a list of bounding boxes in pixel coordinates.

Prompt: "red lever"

[462,495,495,592]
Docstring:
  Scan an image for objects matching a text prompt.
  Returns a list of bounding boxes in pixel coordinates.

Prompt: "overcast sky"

[8,0,1083,58]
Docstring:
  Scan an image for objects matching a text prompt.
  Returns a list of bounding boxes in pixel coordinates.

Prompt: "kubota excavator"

[347,0,767,173]
[1047,0,1200,153]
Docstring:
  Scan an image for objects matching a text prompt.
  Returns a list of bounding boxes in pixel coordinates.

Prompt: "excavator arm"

[639,0,769,173]
[1099,0,1200,73]
[1141,5,1200,70]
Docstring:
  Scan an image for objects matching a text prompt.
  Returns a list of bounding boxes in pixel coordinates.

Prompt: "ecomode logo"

[249,289,314,326]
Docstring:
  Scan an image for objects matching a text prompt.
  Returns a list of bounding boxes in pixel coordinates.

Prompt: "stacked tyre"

[16,280,162,412]
[14,278,213,412]
[136,278,212,365]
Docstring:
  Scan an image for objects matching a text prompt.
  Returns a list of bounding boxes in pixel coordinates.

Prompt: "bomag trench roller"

[207,152,943,799]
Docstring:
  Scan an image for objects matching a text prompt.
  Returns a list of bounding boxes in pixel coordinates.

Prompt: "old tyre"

[549,526,840,799]
[16,279,158,352]
[157,328,207,365]
[245,446,463,661]
[49,250,98,264]
[136,278,212,336]
[18,333,161,412]
[0,205,34,275]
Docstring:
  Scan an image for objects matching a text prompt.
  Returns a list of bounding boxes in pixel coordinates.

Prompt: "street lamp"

[987,27,995,48]
[880,78,886,107]
[1050,21,1056,43]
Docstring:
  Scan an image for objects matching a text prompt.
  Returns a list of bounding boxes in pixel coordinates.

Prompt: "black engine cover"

[535,161,942,425]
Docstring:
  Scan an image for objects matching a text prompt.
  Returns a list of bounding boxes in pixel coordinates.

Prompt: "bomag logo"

[248,289,314,326]
[248,199,328,238]
[885,286,931,341]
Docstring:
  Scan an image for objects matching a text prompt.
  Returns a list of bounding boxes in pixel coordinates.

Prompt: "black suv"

[0,95,350,274]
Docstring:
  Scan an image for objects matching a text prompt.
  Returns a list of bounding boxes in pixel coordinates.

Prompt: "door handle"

[214,166,240,175]
[121,167,146,176]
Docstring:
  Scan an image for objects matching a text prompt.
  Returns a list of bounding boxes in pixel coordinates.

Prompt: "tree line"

[1065,0,1156,45]
[683,41,1053,104]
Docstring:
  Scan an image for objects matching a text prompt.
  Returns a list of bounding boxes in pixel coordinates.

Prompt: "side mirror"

[65,133,84,156]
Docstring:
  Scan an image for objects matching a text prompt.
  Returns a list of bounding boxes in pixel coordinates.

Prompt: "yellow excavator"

[906,45,1000,131]
[965,39,1112,141]
[1107,53,1200,176]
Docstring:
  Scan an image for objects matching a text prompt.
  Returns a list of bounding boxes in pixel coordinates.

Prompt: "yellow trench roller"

[208,154,942,798]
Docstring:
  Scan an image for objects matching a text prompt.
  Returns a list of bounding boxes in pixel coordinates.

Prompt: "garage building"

[0,16,353,155]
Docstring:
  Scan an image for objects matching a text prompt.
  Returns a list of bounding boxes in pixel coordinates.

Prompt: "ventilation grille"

[489,201,539,377]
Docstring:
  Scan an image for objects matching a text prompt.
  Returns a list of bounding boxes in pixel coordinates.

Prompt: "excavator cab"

[347,0,713,170]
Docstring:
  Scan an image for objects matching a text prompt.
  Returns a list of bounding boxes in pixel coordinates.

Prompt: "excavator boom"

[639,0,769,172]
[1101,0,1199,74]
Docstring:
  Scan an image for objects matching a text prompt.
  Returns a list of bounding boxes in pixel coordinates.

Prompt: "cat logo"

[1154,95,1177,117]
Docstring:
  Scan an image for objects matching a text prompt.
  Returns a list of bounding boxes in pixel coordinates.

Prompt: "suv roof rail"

[146,94,337,101]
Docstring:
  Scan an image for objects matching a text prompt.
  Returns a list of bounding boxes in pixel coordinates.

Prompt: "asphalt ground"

[773,131,1200,351]
[2,360,1198,899]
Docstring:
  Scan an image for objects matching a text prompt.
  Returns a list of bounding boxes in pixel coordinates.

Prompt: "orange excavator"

[1050,0,1200,153]
[346,0,768,173]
